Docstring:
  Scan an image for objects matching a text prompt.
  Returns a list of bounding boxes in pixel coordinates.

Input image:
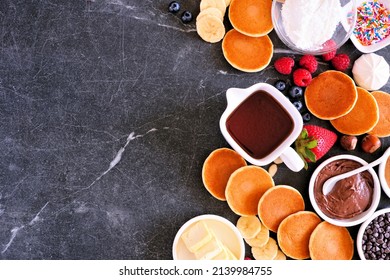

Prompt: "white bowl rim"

[309,154,381,227]
[378,156,390,199]
[172,214,245,260]
[356,207,390,260]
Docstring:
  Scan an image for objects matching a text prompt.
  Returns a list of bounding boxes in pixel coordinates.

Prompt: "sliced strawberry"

[294,125,337,169]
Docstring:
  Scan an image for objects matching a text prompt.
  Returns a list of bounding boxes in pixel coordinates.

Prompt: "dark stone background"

[0,0,389,259]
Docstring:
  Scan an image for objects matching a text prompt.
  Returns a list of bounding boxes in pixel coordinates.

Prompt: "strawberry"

[294,125,337,169]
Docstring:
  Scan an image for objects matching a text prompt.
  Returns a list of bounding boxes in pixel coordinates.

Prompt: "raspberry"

[274,57,295,75]
[299,55,318,73]
[321,39,337,61]
[293,68,312,87]
[331,54,350,71]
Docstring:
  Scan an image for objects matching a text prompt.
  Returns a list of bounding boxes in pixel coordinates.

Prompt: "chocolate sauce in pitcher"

[226,90,294,159]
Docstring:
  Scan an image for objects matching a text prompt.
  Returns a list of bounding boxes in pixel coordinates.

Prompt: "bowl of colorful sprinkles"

[357,208,390,260]
[350,0,390,53]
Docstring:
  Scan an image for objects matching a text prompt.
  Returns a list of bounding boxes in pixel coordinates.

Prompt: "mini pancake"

[305,70,358,120]
[309,221,354,260]
[330,87,379,135]
[202,148,247,201]
[222,29,273,73]
[277,211,321,260]
[258,185,305,232]
[229,0,273,37]
[225,166,274,216]
[368,91,390,137]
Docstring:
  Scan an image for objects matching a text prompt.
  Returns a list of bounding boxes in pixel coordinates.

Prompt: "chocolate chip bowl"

[357,208,390,260]
[309,154,381,227]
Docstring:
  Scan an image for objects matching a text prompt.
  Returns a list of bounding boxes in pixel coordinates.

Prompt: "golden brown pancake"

[305,70,358,120]
[368,91,390,137]
[225,166,274,216]
[330,87,379,135]
[258,185,305,232]
[222,29,273,73]
[277,211,321,260]
[202,148,247,201]
[309,221,354,260]
[229,0,273,37]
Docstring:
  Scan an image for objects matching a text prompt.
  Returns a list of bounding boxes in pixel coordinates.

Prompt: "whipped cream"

[281,0,342,50]
[352,53,390,91]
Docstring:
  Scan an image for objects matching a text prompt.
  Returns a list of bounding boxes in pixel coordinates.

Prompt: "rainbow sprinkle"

[353,0,390,46]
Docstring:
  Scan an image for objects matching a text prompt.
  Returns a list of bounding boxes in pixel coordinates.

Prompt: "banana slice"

[224,0,231,7]
[251,237,278,260]
[244,224,269,248]
[236,216,261,239]
[200,0,226,16]
[273,249,287,260]
[197,7,224,22]
[196,15,225,43]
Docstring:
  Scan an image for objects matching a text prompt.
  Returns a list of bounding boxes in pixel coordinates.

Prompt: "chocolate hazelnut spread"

[314,159,374,219]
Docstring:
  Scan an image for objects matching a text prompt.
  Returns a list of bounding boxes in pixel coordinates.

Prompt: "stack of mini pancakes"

[305,70,390,137]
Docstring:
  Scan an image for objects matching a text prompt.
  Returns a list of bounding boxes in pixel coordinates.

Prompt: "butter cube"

[225,247,238,260]
[194,235,224,260]
[212,246,238,260]
[181,221,213,253]
[211,246,230,260]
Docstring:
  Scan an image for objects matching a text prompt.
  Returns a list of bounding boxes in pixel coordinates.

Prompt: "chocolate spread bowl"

[309,155,381,227]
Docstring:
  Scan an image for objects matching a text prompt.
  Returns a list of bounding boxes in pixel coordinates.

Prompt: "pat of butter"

[225,246,238,260]
[194,235,224,260]
[213,246,237,260]
[181,221,213,253]
[212,246,238,260]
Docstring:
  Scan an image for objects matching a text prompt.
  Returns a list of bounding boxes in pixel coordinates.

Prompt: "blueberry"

[288,86,303,98]
[293,100,303,111]
[302,112,311,122]
[274,80,286,91]
[181,10,193,23]
[168,1,180,13]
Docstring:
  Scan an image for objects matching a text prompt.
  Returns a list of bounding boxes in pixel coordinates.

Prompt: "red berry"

[321,39,337,61]
[295,125,337,169]
[299,55,318,73]
[274,57,295,75]
[293,68,312,87]
[331,54,350,71]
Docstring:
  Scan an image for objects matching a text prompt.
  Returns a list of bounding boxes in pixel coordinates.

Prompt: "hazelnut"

[361,135,381,153]
[340,135,357,151]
